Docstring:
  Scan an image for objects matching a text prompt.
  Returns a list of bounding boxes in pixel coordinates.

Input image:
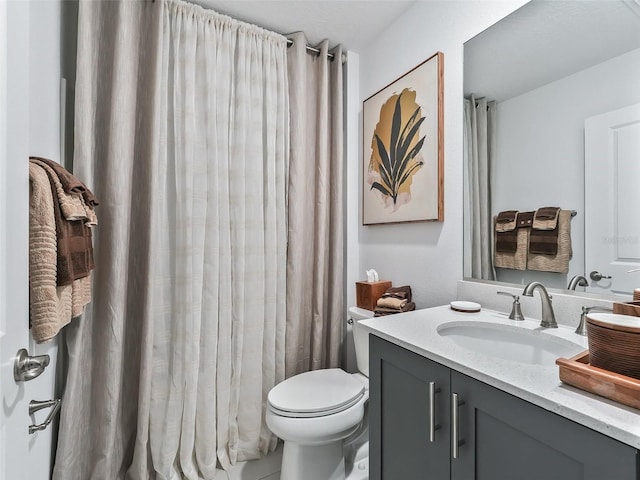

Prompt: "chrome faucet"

[575,305,613,335]
[567,275,589,290]
[522,281,558,328]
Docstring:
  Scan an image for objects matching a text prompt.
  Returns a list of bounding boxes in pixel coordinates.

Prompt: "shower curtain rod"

[153,0,346,62]
[286,38,346,64]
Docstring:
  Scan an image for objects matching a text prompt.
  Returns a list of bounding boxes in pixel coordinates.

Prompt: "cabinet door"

[451,371,639,480]
[370,335,451,480]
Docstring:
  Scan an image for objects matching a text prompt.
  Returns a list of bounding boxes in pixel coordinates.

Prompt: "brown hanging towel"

[529,207,560,255]
[494,210,518,253]
[34,159,96,286]
[494,211,531,271]
[528,209,573,274]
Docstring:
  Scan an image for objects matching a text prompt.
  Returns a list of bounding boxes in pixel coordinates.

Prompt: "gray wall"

[494,47,640,289]
[353,1,527,308]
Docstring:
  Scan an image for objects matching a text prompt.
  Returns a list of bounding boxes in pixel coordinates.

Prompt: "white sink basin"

[437,321,584,366]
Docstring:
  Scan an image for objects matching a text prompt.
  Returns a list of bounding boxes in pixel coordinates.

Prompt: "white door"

[585,103,640,296]
[2,2,61,479]
[1,2,30,479]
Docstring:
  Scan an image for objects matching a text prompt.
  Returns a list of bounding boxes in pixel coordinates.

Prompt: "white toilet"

[266,306,374,480]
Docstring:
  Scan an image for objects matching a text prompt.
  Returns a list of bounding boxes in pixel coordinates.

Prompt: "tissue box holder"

[356,280,392,311]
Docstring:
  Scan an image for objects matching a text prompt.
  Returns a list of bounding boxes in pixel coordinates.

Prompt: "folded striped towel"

[374,302,416,317]
[377,297,407,310]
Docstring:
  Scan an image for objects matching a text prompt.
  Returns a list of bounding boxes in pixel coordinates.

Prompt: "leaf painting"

[367,88,426,211]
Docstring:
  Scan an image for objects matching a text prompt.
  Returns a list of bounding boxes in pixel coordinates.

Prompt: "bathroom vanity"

[362,306,640,480]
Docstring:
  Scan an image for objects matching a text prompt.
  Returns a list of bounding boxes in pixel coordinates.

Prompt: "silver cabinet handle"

[428,381,441,442]
[28,399,61,434]
[590,271,612,281]
[451,393,465,459]
[14,349,50,382]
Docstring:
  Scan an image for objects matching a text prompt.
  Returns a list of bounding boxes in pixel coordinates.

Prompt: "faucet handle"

[581,305,613,314]
[575,305,614,335]
[497,292,525,321]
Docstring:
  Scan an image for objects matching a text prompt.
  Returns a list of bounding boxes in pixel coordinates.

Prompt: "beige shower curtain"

[53,1,288,478]
[464,95,496,281]
[285,32,345,377]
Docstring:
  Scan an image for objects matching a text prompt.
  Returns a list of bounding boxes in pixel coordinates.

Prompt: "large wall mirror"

[463,0,640,297]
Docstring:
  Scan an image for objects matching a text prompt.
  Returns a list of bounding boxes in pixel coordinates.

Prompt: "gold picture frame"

[362,52,444,225]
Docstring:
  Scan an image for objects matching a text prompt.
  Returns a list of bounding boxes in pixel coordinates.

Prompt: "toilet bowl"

[265,307,374,480]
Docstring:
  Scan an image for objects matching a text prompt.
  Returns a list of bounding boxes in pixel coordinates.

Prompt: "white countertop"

[360,305,640,449]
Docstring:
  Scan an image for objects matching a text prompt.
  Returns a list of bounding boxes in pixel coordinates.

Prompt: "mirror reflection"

[463,0,640,296]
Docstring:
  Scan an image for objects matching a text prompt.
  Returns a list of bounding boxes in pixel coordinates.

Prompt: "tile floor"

[213,439,370,480]
[214,445,282,480]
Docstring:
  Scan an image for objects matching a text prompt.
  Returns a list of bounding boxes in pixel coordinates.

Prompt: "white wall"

[493,47,640,289]
[354,1,527,308]
[345,50,360,313]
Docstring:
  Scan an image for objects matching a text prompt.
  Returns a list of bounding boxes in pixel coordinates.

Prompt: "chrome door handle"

[590,271,612,281]
[428,381,441,442]
[14,349,50,382]
[28,399,61,434]
[451,393,465,459]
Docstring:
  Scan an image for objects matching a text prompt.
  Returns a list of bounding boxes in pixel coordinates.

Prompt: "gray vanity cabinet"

[450,370,638,480]
[370,335,639,480]
[369,334,451,479]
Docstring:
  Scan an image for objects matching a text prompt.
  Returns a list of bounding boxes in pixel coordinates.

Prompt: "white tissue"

[366,269,379,282]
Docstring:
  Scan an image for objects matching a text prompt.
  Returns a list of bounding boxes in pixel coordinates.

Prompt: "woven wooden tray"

[556,351,640,410]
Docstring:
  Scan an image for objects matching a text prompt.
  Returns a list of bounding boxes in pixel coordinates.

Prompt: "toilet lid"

[268,369,365,418]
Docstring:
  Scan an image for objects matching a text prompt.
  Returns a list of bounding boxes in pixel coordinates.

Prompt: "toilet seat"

[268,368,365,418]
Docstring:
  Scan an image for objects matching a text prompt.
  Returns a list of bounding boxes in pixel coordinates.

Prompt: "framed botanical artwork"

[362,52,444,225]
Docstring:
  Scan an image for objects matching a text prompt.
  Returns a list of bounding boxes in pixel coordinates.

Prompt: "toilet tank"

[349,306,374,377]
